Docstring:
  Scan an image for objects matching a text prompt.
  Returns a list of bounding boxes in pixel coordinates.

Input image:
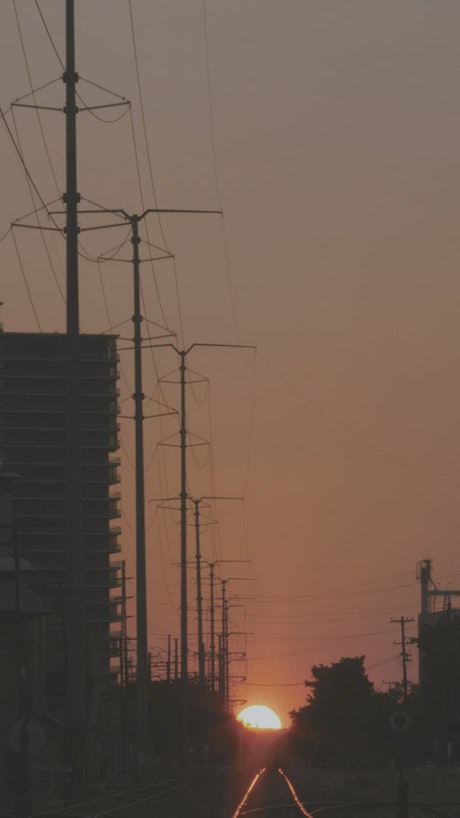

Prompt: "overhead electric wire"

[127,4,185,345]
[254,568,417,602]
[259,350,460,490]
[36,0,130,124]
[246,681,305,687]
[242,350,257,498]
[11,228,42,331]
[14,0,61,194]
[255,582,415,604]
[0,108,60,230]
[35,1,64,68]
[205,387,225,564]
[0,227,12,245]
[201,0,241,346]
[13,0,71,307]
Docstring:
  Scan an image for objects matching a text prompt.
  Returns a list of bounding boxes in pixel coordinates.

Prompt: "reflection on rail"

[278,768,315,817]
[231,767,268,818]
[232,766,315,818]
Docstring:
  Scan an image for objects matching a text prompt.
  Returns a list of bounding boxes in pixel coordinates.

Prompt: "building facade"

[0,331,121,710]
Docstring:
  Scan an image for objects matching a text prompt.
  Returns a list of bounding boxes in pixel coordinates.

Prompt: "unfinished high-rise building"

[0,330,121,710]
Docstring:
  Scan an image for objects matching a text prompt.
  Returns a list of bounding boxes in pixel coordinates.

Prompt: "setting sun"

[237,705,282,730]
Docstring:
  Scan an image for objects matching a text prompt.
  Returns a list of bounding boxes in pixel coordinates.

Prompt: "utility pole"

[191,498,206,687]
[166,634,171,683]
[131,215,149,745]
[148,341,254,762]
[220,579,229,705]
[174,638,179,682]
[391,616,414,703]
[203,559,251,693]
[189,497,243,687]
[209,561,217,692]
[64,3,87,780]
[120,561,129,779]
[390,616,414,818]
[217,576,253,709]
[88,206,220,755]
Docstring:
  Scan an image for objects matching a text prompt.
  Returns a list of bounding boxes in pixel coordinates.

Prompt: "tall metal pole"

[225,596,230,709]
[209,562,216,692]
[220,579,228,703]
[65,0,79,336]
[174,638,179,682]
[120,561,129,778]
[146,342,253,748]
[132,217,150,743]
[65,0,86,734]
[166,634,171,683]
[190,498,243,690]
[179,351,189,758]
[192,500,206,686]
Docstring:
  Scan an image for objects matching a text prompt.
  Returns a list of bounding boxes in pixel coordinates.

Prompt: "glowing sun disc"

[237,705,282,730]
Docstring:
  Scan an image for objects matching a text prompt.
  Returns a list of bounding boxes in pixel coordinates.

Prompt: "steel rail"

[232,767,315,818]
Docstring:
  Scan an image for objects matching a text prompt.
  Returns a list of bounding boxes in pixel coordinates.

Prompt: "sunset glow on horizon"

[237,705,282,730]
[2,1,460,724]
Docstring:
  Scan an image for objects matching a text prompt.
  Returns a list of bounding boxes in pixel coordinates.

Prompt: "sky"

[2,1,460,726]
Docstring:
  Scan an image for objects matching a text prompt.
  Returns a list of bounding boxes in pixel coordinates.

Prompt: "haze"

[1,1,460,725]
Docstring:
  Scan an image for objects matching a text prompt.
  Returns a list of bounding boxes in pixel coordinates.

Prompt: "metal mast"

[192,499,206,686]
[65,0,86,730]
[191,498,243,688]
[131,216,150,742]
[179,351,189,758]
[209,561,216,691]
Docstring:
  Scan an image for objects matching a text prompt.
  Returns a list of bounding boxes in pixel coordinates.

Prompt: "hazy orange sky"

[2,1,460,725]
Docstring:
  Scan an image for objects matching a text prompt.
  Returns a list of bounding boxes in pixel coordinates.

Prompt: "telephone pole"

[391,616,414,818]
[391,616,414,703]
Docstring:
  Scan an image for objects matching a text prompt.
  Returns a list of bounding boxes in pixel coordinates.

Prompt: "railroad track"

[230,766,460,818]
[232,766,316,818]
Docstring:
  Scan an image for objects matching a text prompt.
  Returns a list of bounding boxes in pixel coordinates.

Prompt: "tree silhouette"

[290,656,394,765]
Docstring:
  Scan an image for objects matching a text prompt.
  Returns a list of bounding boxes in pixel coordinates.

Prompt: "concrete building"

[0,331,122,711]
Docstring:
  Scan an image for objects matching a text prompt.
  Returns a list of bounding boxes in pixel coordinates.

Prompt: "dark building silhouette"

[418,558,460,687]
[417,559,460,757]
[0,330,121,711]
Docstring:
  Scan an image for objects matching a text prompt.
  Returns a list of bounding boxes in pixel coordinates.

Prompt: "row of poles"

[120,558,249,706]
[56,0,253,776]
